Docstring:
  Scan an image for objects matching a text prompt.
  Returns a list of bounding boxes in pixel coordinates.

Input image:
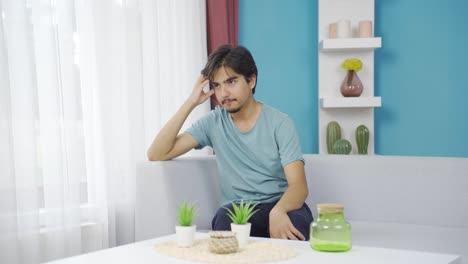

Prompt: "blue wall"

[375,0,468,157]
[239,0,318,154]
[240,0,468,157]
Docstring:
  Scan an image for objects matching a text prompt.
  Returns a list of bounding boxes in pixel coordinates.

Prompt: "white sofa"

[135,154,468,262]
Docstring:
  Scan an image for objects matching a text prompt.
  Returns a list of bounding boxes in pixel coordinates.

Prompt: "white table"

[47,232,462,264]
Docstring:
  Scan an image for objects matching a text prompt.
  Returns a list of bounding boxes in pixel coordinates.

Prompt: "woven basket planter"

[208,231,239,254]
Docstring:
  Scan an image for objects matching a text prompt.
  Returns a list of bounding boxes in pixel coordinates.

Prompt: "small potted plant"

[175,202,196,247]
[341,58,364,97]
[225,200,258,248]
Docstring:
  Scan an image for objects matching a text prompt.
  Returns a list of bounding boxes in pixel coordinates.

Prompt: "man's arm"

[269,160,309,240]
[147,75,214,161]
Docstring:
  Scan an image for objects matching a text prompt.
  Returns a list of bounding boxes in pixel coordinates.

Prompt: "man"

[147,45,313,240]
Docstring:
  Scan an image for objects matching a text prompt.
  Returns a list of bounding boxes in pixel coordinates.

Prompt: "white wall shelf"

[320,97,382,108]
[318,0,380,155]
[319,37,382,51]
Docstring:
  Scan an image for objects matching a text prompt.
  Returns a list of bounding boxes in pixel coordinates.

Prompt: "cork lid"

[208,231,236,238]
[317,203,344,213]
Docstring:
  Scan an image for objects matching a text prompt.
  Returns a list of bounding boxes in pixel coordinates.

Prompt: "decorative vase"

[310,203,352,252]
[341,70,363,97]
[337,19,351,38]
[231,223,251,248]
[359,20,373,38]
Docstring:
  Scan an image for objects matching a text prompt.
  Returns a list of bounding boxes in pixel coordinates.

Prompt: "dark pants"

[211,200,313,240]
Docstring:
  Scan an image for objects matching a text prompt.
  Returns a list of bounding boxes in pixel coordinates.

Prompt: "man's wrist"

[183,99,198,111]
[271,204,287,215]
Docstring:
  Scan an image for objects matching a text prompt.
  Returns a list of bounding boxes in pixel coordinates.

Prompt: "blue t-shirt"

[185,103,304,206]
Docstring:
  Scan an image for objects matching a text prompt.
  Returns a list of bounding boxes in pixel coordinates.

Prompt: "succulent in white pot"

[175,202,196,247]
[225,200,258,248]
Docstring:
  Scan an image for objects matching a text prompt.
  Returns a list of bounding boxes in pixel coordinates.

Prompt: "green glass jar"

[310,203,352,252]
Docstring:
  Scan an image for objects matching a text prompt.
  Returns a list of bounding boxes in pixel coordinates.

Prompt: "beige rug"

[155,238,297,263]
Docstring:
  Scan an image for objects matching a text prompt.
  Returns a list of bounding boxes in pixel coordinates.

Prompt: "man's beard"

[222,98,240,113]
[226,107,241,114]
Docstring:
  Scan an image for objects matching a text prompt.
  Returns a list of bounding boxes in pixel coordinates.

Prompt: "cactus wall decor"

[327,121,342,154]
[355,125,369,154]
[333,139,352,155]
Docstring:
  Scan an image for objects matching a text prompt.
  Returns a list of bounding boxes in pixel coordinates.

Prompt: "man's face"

[211,66,255,114]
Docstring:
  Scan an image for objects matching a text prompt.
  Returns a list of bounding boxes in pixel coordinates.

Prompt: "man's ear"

[248,75,257,90]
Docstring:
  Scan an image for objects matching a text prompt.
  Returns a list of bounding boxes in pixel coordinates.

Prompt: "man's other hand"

[269,207,305,240]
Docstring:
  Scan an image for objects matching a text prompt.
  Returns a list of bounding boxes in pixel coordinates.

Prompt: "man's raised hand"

[188,74,214,107]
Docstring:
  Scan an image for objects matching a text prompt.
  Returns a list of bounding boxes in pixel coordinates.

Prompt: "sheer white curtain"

[0,0,209,263]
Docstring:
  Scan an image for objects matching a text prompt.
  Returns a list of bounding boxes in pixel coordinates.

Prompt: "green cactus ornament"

[327,121,342,154]
[355,125,369,154]
[333,139,352,155]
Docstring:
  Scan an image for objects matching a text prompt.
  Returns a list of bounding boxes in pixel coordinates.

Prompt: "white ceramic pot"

[230,223,251,248]
[175,225,196,247]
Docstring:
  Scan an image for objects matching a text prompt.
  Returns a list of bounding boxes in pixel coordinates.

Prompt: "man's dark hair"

[201,45,258,94]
